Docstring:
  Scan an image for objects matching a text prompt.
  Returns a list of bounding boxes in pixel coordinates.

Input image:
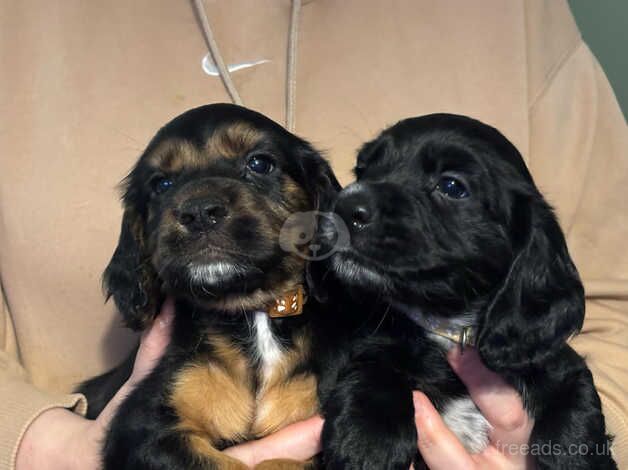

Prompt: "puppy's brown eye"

[247,155,275,174]
[436,176,469,199]
[151,177,174,195]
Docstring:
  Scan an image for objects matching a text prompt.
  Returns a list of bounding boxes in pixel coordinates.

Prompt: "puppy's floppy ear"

[478,196,584,373]
[300,147,341,211]
[299,147,341,302]
[103,206,162,331]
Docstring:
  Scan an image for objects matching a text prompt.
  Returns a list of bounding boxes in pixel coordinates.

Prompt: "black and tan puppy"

[79,103,338,469]
[313,114,616,469]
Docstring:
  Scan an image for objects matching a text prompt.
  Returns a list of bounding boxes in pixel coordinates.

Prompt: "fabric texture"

[0,0,626,468]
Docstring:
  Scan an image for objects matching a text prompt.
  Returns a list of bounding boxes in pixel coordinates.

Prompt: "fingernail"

[158,312,173,329]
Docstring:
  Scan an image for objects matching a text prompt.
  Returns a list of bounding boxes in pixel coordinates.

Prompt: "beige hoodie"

[1,1,627,468]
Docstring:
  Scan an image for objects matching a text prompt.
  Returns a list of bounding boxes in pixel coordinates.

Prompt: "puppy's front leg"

[321,360,417,470]
[104,401,250,470]
[103,365,250,470]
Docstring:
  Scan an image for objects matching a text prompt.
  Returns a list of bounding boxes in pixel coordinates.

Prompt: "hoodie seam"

[528,37,583,112]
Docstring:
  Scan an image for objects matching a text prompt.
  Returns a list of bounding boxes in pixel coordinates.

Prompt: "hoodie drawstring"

[192,0,302,133]
[192,0,243,107]
[285,0,301,132]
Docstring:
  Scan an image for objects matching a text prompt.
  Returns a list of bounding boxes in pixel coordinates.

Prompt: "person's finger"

[224,415,324,467]
[413,391,477,470]
[132,297,175,382]
[448,348,534,463]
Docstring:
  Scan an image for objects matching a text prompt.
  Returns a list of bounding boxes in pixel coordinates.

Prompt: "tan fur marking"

[171,344,254,443]
[170,331,317,466]
[252,373,319,437]
[146,139,202,172]
[210,336,251,383]
[206,122,262,158]
[281,175,310,212]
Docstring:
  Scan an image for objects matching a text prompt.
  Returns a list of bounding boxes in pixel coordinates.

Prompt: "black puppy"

[78,104,339,469]
[314,114,616,469]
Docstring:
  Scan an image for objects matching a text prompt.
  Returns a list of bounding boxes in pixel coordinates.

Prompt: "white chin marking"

[441,397,491,454]
[332,255,386,286]
[188,262,245,285]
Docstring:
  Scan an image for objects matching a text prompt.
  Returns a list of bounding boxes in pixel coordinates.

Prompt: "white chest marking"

[253,312,283,383]
[441,397,491,454]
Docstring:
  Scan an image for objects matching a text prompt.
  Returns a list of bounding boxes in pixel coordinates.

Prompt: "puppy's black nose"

[335,184,376,231]
[176,199,228,231]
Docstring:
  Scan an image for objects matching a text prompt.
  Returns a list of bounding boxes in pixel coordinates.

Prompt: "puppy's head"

[105,104,338,330]
[330,114,584,372]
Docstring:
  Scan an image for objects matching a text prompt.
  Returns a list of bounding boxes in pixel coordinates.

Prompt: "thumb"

[224,415,324,467]
[132,297,175,382]
[94,298,175,431]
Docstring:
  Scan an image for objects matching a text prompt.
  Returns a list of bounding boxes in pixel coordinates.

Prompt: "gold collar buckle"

[459,326,475,349]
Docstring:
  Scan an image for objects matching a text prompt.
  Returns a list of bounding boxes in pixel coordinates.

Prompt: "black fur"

[77,103,339,469]
[313,114,616,469]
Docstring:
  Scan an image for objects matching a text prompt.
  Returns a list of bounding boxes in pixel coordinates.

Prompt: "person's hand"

[15,298,175,470]
[223,415,324,467]
[216,347,536,470]
[412,347,536,469]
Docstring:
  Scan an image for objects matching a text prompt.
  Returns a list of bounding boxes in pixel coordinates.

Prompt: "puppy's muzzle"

[174,197,229,232]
